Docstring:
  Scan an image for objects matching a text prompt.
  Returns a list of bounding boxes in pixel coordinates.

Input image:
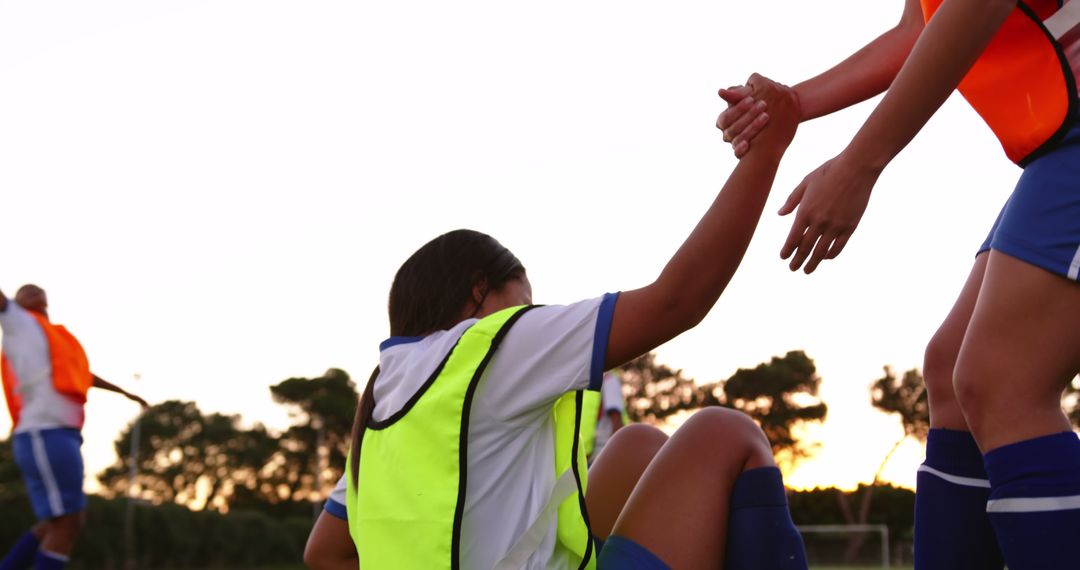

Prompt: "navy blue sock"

[33,550,67,570]
[984,431,1080,570]
[0,532,40,570]
[724,466,807,570]
[914,429,1003,569]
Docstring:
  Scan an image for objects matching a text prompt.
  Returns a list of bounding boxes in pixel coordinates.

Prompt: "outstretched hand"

[716,74,800,158]
[778,150,881,273]
[739,74,799,156]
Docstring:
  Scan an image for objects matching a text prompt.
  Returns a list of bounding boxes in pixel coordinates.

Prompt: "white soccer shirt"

[333,293,617,569]
[591,371,627,458]
[0,302,85,432]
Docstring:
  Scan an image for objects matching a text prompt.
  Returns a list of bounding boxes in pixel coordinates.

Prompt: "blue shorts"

[979,120,1080,280]
[597,535,670,569]
[13,428,86,520]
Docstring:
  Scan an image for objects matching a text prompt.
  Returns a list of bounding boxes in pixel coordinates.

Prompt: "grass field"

[812,567,914,570]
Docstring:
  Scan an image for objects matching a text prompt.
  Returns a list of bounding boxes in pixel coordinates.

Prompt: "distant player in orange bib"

[0,285,147,570]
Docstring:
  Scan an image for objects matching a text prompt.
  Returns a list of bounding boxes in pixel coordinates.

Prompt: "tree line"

[2,352,1077,567]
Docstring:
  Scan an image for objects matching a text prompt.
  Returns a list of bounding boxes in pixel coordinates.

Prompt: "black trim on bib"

[451,305,538,570]
[1017,1,1079,167]
[367,338,462,430]
[572,390,595,569]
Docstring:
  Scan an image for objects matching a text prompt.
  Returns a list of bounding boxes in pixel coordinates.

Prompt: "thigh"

[586,424,668,541]
[609,408,773,569]
[957,251,1080,452]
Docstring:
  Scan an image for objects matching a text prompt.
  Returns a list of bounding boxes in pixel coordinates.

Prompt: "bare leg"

[913,252,1006,569]
[39,513,83,557]
[924,252,988,430]
[31,521,47,541]
[950,251,1080,568]
[608,407,776,568]
[954,252,1080,452]
[586,424,669,540]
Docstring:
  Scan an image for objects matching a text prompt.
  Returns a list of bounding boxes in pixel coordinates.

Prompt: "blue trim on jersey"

[589,292,620,392]
[379,336,425,351]
[12,428,86,520]
[324,498,348,520]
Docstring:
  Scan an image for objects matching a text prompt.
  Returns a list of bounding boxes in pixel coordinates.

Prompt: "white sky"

[0,0,1022,493]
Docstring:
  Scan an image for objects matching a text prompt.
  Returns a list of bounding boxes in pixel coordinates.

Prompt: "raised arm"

[717,0,924,155]
[778,0,1016,273]
[92,374,149,408]
[605,75,799,369]
[792,0,925,121]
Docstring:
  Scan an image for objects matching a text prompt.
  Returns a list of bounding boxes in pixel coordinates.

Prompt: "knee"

[607,424,668,454]
[952,345,999,430]
[677,407,773,467]
[923,329,959,387]
[49,513,84,537]
[592,424,668,467]
[32,521,48,539]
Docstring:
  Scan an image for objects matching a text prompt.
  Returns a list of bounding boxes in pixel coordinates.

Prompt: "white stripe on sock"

[918,465,991,489]
[1068,243,1080,280]
[39,549,70,562]
[987,494,1080,513]
[30,430,65,517]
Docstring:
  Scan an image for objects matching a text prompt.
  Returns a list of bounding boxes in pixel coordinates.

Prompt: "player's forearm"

[607,149,784,367]
[840,0,1015,173]
[794,17,922,122]
[92,374,128,396]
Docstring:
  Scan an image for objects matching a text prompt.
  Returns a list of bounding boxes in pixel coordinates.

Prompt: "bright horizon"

[0,0,1024,496]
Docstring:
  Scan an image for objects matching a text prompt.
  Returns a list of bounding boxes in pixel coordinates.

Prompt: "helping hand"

[778,151,880,273]
[742,74,799,155]
[716,74,800,158]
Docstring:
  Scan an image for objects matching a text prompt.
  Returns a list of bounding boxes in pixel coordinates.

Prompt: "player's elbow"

[661,291,711,333]
[896,8,925,45]
[302,542,336,570]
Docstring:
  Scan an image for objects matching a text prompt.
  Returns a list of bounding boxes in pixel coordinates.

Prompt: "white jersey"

[333,293,617,570]
[1061,0,1080,99]
[591,371,627,458]
[0,302,85,432]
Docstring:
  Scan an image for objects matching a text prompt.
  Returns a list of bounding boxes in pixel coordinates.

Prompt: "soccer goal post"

[797,524,891,569]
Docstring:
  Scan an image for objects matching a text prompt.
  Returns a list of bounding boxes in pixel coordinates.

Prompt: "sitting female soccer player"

[304,75,807,569]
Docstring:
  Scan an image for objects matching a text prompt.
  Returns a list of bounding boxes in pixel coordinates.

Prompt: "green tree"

[99,369,360,514]
[724,350,828,462]
[1063,375,1080,428]
[833,366,929,562]
[264,368,358,504]
[98,400,278,512]
[620,351,828,463]
[871,366,929,443]
[0,437,35,543]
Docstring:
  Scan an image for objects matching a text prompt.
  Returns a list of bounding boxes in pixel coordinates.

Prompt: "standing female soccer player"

[304,76,809,569]
[717,1,1080,568]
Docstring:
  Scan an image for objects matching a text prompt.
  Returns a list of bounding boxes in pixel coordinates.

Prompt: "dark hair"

[350,229,525,484]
